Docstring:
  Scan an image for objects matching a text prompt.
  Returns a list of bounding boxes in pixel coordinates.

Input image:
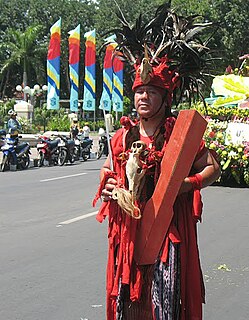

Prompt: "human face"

[134,85,166,119]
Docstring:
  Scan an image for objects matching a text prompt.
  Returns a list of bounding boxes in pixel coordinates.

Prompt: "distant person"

[82,122,90,139]
[70,118,79,139]
[7,109,21,139]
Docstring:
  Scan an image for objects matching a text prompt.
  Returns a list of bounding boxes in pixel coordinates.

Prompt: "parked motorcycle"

[0,129,6,148]
[76,133,93,161]
[57,135,76,166]
[36,136,60,167]
[1,136,31,172]
[97,128,110,159]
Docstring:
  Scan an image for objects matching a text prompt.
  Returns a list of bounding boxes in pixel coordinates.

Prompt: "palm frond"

[103,1,218,105]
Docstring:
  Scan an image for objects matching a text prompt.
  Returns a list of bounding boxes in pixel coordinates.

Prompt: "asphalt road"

[0,159,248,320]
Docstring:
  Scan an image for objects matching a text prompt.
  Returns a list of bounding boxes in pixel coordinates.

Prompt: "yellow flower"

[222,150,227,156]
[242,155,248,161]
[217,132,223,139]
[209,143,216,149]
[237,147,243,153]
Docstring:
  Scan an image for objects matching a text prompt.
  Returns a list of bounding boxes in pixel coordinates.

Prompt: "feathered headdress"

[106,1,218,106]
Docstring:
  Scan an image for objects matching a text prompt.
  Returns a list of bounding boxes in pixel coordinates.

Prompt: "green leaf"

[243,168,249,186]
[222,158,231,170]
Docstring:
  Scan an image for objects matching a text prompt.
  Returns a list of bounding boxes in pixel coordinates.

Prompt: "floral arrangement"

[203,118,249,186]
[193,102,249,121]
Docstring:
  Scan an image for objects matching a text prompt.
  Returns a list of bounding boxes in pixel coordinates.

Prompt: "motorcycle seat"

[83,137,93,142]
[16,142,29,153]
[81,139,93,148]
[48,139,59,149]
[67,140,75,147]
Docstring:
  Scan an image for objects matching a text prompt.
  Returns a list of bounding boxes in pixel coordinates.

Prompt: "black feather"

[102,1,218,105]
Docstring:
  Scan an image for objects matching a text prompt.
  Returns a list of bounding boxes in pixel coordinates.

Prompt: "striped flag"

[99,35,117,111]
[47,18,61,110]
[83,29,96,111]
[112,52,124,112]
[69,24,80,112]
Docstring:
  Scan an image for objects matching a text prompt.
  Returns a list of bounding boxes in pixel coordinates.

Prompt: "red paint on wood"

[134,110,207,265]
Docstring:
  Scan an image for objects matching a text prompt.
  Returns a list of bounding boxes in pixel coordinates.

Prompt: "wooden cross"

[134,110,207,265]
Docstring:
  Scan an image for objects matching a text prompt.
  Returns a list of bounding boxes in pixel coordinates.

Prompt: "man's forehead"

[136,85,161,91]
[135,85,165,95]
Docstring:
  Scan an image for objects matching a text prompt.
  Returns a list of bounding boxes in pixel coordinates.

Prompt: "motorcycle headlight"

[37,143,45,148]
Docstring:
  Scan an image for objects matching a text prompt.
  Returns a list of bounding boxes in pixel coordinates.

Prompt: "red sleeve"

[110,128,124,157]
[194,139,220,164]
[194,139,207,162]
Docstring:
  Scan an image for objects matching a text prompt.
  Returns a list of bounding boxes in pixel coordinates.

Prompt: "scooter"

[36,135,60,167]
[96,128,110,159]
[57,135,76,166]
[1,136,31,172]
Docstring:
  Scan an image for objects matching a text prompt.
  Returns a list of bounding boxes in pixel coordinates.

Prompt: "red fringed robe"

[93,117,207,320]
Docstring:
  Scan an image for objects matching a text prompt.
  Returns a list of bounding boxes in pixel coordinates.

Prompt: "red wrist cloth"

[188,173,203,190]
[188,173,203,221]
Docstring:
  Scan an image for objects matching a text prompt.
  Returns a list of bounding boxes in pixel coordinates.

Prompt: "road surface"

[0,159,248,319]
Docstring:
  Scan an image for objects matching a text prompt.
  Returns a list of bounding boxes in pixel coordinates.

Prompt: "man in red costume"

[93,4,221,320]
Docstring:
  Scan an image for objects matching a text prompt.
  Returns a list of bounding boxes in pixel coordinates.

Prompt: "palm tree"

[0,24,47,98]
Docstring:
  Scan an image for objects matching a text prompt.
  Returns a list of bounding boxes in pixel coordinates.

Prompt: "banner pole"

[102,106,114,171]
[93,110,96,132]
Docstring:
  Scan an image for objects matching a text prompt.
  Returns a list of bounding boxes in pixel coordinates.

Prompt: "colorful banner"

[99,35,117,111]
[47,18,61,110]
[69,24,80,112]
[112,52,124,112]
[83,29,96,111]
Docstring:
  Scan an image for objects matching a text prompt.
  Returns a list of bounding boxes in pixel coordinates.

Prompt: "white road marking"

[40,172,87,182]
[57,210,98,226]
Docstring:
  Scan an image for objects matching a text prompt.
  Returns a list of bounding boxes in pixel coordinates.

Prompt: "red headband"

[132,58,180,93]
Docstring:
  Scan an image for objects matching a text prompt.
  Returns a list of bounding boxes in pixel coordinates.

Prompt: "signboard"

[225,122,249,145]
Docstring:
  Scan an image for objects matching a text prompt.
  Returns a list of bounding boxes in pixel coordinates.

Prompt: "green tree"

[0,25,47,97]
[210,0,249,67]
[0,0,96,99]
[171,0,249,71]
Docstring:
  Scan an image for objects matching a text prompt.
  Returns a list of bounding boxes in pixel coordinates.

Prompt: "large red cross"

[134,110,207,265]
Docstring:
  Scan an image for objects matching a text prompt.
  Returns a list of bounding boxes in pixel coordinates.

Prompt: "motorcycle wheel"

[1,154,9,172]
[82,154,89,161]
[58,148,67,166]
[97,144,104,159]
[69,153,75,164]
[80,149,88,161]
[74,146,80,161]
[19,154,30,170]
[38,152,45,167]
[52,150,59,166]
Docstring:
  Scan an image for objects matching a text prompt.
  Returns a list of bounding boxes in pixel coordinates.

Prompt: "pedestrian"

[7,109,22,139]
[82,122,90,139]
[93,4,220,320]
[70,118,79,139]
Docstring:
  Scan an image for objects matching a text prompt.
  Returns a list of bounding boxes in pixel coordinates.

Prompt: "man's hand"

[101,176,117,201]
[100,165,117,202]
